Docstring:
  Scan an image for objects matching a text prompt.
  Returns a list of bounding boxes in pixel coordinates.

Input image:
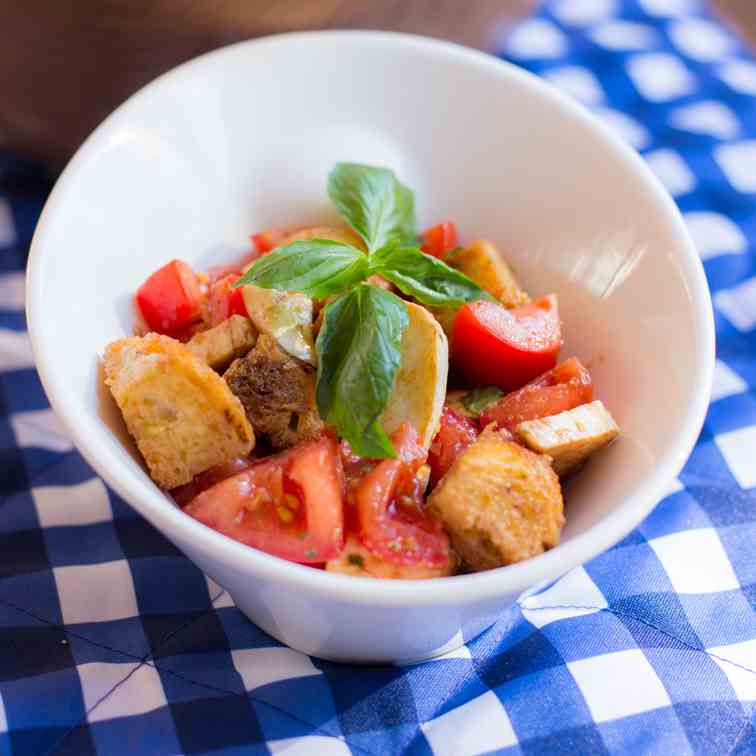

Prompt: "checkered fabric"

[1,0,755,753]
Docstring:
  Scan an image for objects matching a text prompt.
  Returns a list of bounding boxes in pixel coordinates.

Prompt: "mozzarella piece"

[381,302,449,448]
[186,315,257,371]
[515,400,619,476]
[241,285,315,365]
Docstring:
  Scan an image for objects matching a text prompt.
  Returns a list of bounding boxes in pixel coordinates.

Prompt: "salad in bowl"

[102,162,619,579]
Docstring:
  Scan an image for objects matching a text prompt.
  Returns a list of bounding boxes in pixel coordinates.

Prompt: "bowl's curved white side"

[27,31,714,662]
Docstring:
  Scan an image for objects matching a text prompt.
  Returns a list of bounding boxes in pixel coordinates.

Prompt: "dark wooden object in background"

[715,0,756,48]
[0,0,752,164]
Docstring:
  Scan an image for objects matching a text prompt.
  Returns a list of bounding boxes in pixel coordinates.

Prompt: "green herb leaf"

[328,163,416,253]
[234,240,368,299]
[370,243,494,307]
[462,386,504,415]
[315,284,409,458]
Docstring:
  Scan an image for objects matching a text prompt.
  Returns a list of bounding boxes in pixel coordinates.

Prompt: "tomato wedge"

[207,273,247,326]
[339,440,375,535]
[251,228,287,254]
[428,407,478,488]
[480,357,594,433]
[171,456,256,507]
[135,259,203,335]
[421,221,458,258]
[452,294,562,391]
[356,424,452,568]
[183,435,344,563]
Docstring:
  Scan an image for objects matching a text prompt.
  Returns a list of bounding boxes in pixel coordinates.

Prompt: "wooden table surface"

[508,1,756,47]
[715,0,756,46]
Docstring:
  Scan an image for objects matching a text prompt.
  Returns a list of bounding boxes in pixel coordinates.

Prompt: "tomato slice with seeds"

[452,295,562,392]
[339,440,375,535]
[428,407,479,488]
[183,435,344,563]
[356,424,452,568]
[480,357,594,433]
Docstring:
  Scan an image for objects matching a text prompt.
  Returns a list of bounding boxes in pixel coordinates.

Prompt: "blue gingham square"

[1,1,755,754]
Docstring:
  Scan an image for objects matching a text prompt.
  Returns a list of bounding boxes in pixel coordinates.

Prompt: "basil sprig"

[238,240,368,299]
[234,162,489,458]
[370,242,492,307]
[316,285,408,458]
[327,162,416,252]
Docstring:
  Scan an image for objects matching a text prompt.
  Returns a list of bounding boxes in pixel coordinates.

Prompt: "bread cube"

[515,400,619,476]
[103,333,254,488]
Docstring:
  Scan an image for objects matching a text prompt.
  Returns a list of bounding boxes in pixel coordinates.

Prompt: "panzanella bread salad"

[103,163,619,578]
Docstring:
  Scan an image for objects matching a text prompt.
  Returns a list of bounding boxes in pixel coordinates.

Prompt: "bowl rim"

[27,30,715,607]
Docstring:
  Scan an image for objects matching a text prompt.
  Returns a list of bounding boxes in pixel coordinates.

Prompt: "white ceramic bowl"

[27,31,714,663]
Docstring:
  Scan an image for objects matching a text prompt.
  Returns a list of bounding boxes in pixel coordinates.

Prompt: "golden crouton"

[516,400,620,476]
[380,302,449,448]
[103,334,254,489]
[186,315,257,372]
[427,429,564,571]
[429,241,530,337]
[281,225,366,250]
[326,535,455,579]
[224,334,324,450]
[446,240,530,308]
[241,286,315,365]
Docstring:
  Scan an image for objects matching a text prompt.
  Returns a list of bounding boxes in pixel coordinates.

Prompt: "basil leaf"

[315,284,409,458]
[234,240,368,299]
[328,163,416,253]
[370,243,493,307]
[463,386,504,415]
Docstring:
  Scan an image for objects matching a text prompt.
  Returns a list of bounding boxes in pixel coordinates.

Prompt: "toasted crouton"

[429,241,530,337]
[427,429,563,571]
[326,535,455,579]
[446,240,530,308]
[281,225,366,250]
[380,302,449,448]
[224,334,324,450]
[516,400,619,476]
[186,315,257,372]
[103,334,254,489]
[241,286,315,365]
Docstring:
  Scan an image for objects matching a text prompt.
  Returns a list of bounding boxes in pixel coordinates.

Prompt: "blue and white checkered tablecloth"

[1,0,755,754]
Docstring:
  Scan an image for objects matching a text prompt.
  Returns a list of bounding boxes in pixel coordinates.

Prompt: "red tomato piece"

[339,440,375,535]
[452,294,562,392]
[356,424,453,568]
[135,259,203,335]
[480,357,594,433]
[251,228,287,254]
[183,435,345,563]
[428,407,478,488]
[207,274,247,326]
[421,221,459,258]
[171,456,256,507]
